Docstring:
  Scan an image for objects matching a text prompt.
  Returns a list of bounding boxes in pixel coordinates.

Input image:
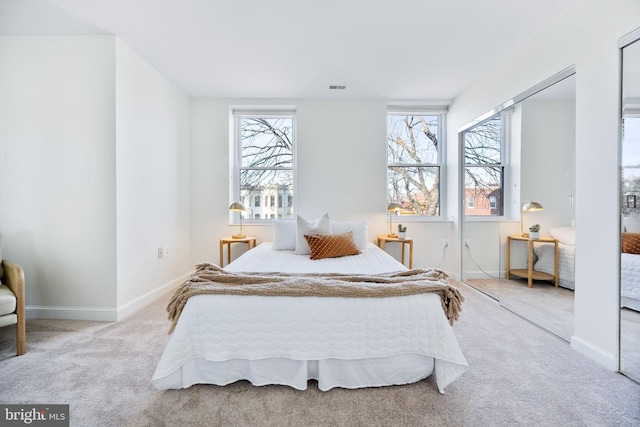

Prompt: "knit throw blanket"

[166,263,464,333]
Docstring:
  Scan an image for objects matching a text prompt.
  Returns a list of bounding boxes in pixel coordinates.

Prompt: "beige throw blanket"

[167,263,464,333]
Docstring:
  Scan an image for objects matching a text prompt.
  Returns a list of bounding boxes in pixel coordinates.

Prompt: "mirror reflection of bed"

[620,29,640,383]
[461,69,576,342]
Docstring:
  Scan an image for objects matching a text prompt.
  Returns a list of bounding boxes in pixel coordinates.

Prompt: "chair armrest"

[2,260,26,355]
[2,260,25,309]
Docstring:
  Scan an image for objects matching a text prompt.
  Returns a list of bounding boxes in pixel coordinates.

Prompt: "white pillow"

[272,219,296,251]
[272,219,296,250]
[627,212,640,233]
[533,243,555,276]
[330,220,369,250]
[294,213,331,255]
[549,226,576,246]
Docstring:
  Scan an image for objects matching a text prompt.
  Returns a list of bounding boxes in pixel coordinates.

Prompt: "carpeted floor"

[466,278,575,341]
[0,281,639,427]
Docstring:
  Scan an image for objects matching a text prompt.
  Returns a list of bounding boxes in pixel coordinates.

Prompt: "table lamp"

[520,201,543,236]
[229,202,246,239]
[387,202,402,237]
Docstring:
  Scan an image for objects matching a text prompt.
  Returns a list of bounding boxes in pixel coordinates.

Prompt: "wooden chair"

[0,260,26,355]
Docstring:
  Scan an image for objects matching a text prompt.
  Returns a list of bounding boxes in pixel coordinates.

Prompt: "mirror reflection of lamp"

[229,202,246,239]
[387,202,402,237]
[520,201,544,237]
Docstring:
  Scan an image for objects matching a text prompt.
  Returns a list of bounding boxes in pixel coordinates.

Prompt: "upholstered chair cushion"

[0,284,16,315]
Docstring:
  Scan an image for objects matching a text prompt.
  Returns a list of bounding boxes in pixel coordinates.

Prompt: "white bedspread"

[152,243,468,393]
[533,242,575,290]
[621,253,640,310]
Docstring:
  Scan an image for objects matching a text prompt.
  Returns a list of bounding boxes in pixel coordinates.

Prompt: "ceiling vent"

[329,85,347,90]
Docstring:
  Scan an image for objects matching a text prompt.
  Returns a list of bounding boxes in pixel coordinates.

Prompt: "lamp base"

[232,234,246,239]
[387,233,398,238]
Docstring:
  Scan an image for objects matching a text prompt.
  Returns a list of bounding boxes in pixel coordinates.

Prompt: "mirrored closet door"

[460,68,576,341]
[619,27,640,382]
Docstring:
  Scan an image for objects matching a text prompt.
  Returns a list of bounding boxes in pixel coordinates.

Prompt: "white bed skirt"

[153,354,435,391]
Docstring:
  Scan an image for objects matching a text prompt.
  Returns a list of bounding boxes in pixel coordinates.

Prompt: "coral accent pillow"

[304,232,362,260]
[622,233,640,254]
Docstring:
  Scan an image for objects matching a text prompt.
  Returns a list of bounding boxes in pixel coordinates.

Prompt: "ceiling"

[0,0,578,100]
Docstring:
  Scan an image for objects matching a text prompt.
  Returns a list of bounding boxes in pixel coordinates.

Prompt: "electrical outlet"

[157,247,164,259]
[464,239,470,248]
[164,245,170,257]
[442,239,449,248]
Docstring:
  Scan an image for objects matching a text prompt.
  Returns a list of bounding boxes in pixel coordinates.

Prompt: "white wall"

[520,98,576,232]
[114,39,192,317]
[0,35,192,321]
[0,36,117,318]
[189,98,457,271]
[449,0,640,370]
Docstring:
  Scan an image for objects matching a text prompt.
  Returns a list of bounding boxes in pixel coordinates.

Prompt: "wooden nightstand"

[219,236,257,267]
[506,234,558,288]
[376,234,414,268]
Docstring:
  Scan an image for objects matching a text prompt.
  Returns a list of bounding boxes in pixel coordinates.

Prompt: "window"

[467,196,474,209]
[231,109,295,222]
[463,114,506,217]
[386,110,445,217]
[622,115,640,215]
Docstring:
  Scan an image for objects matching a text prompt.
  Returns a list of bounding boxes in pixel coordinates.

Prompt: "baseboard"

[25,271,193,323]
[116,271,193,321]
[570,335,619,371]
[26,305,118,322]
[464,270,503,280]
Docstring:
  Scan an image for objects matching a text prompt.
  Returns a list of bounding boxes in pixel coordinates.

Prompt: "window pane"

[241,117,293,168]
[387,115,438,164]
[465,116,502,165]
[464,166,503,216]
[622,168,640,215]
[241,169,293,219]
[387,166,440,216]
[623,117,640,167]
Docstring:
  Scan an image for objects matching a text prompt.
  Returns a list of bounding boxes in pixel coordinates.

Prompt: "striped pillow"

[304,231,362,260]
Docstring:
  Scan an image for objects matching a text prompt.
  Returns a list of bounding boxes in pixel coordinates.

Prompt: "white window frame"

[229,106,296,224]
[386,106,447,220]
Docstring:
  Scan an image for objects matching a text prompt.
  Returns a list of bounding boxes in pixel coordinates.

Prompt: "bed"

[533,226,576,290]
[621,221,640,311]
[620,214,640,311]
[152,216,468,393]
[621,253,640,311]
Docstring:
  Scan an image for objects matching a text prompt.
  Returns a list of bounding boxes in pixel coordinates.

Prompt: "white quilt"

[621,253,640,310]
[533,242,575,290]
[152,243,468,393]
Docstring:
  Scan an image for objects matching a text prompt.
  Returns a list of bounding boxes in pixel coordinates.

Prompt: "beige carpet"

[466,278,575,341]
[621,307,640,381]
[1,282,639,427]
